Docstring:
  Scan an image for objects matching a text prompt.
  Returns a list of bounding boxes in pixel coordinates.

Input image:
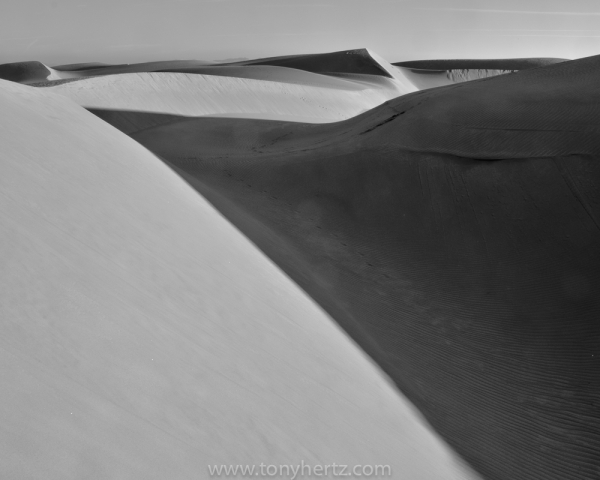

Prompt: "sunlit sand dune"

[0,49,415,125]
[109,54,600,480]
[0,79,483,479]
[153,65,380,89]
[44,69,415,123]
[0,60,223,85]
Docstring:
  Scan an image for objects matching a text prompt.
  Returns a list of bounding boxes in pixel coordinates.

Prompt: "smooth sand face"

[115,55,600,480]
[34,49,418,123]
[0,79,481,480]
[45,71,414,123]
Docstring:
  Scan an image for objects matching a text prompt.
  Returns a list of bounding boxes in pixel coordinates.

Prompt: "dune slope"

[115,54,600,480]
[36,49,417,122]
[394,58,568,70]
[393,57,569,90]
[45,69,415,123]
[226,48,395,76]
[0,61,52,84]
[0,79,486,479]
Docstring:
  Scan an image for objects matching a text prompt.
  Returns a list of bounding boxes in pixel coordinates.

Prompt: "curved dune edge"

[0,79,482,479]
[393,57,570,89]
[394,58,568,70]
[38,49,419,124]
[44,71,416,123]
[0,61,52,84]
[112,54,600,480]
[7,49,411,88]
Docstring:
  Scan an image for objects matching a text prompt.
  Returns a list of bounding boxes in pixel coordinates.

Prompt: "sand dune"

[153,65,376,90]
[394,58,568,70]
[51,59,212,77]
[2,52,566,95]
[394,57,569,89]
[0,78,483,479]
[224,48,396,76]
[0,61,53,84]
[19,49,409,87]
[51,62,114,71]
[113,54,600,159]
[105,54,600,480]
[44,70,415,123]
[37,49,417,124]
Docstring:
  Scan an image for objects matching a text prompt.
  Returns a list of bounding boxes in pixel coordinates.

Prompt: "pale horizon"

[3,0,600,66]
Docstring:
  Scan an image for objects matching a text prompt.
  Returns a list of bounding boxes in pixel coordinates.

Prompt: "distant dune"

[226,48,396,77]
[153,65,373,89]
[104,54,600,480]
[394,57,569,89]
[51,59,212,77]
[35,49,416,124]
[0,60,214,85]
[0,78,480,480]
[51,62,114,71]
[2,51,559,95]
[0,61,52,84]
[43,67,415,123]
[394,58,568,70]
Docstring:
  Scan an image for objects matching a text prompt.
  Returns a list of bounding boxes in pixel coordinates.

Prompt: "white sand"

[0,79,480,479]
[46,53,418,123]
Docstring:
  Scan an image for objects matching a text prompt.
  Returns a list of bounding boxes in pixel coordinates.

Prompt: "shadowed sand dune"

[394,57,569,90]
[93,54,600,480]
[50,59,212,77]
[0,61,52,84]
[0,78,483,479]
[225,48,397,77]
[394,58,568,70]
[51,62,114,71]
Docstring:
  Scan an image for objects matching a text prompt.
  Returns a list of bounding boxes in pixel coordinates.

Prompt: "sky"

[2,0,600,66]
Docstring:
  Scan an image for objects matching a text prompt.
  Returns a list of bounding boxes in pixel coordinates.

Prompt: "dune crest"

[44,68,415,123]
[0,61,52,84]
[394,57,569,89]
[37,49,420,124]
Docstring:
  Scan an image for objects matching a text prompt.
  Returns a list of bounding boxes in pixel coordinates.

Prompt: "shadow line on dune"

[153,149,600,480]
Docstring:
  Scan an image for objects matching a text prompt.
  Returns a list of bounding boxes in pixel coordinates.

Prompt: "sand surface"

[104,54,600,480]
[0,61,53,84]
[44,70,413,123]
[38,49,417,123]
[394,57,569,90]
[0,78,482,479]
